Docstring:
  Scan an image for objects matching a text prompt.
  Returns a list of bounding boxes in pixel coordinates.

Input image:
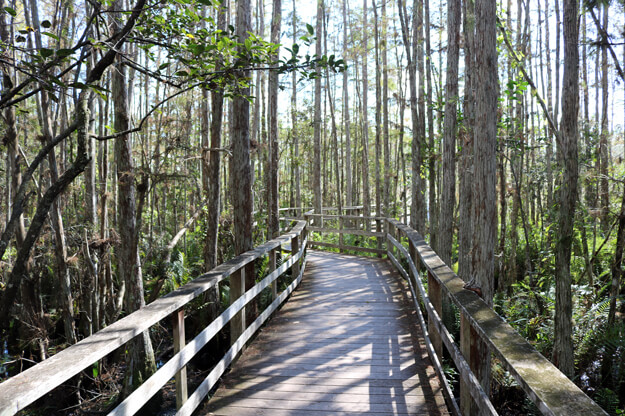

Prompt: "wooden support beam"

[172,308,188,410]
[269,248,277,301]
[291,235,300,282]
[230,268,245,345]
[427,270,443,358]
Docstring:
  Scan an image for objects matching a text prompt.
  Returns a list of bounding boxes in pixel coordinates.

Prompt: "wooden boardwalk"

[203,250,450,416]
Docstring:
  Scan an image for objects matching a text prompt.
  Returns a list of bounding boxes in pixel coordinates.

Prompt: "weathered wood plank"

[307,240,386,254]
[308,226,385,237]
[305,213,387,221]
[201,251,448,416]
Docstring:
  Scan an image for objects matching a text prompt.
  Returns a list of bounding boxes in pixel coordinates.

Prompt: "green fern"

[596,388,620,416]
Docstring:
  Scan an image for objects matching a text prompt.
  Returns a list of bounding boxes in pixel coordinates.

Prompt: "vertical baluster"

[385,220,392,256]
[376,218,382,257]
[269,248,277,300]
[427,270,443,358]
[172,308,188,409]
[395,223,401,261]
[292,234,300,279]
[339,215,344,253]
[460,311,490,414]
[230,267,246,345]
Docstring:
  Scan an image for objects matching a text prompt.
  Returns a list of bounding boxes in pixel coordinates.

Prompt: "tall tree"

[343,0,352,208]
[599,3,609,233]
[439,0,460,266]
[230,0,254,340]
[458,0,474,281]
[425,0,437,246]
[374,0,382,222]
[361,0,372,221]
[292,0,301,215]
[204,1,227,271]
[313,0,323,217]
[29,0,77,346]
[398,0,424,231]
[468,0,498,399]
[268,0,281,238]
[552,0,579,378]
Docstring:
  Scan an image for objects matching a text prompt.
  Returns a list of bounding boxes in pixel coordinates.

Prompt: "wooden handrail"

[0,221,307,416]
[385,218,608,416]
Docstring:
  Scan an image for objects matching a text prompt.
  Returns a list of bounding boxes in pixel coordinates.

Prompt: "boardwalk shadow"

[203,251,449,415]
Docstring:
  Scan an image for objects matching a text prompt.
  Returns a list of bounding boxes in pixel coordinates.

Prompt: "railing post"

[172,308,188,410]
[269,248,277,300]
[395,223,401,260]
[427,271,443,358]
[460,312,491,415]
[385,219,392,255]
[230,267,246,345]
[339,216,344,253]
[376,218,382,258]
[292,234,300,279]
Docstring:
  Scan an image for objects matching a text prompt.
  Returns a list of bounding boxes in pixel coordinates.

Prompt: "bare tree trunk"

[343,0,352,209]
[458,0,474,281]
[381,0,390,217]
[323,11,342,217]
[439,0,459,266]
[361,0,371,223]
[293,0,301,215]
[398,0,424,232]
[374,0,381,220]
[471,0,498,396]
[28,0,77,346]
[552,0,579,378]
[425,0,436,246]
[599,3,609,234]
[268,0,281,239]
[111,39,156,397]
[543,0,555,213]
[230,0,254,341]
[313,0,323,217]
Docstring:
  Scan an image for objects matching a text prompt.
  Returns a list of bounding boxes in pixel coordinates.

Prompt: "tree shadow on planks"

[202,250,449,415]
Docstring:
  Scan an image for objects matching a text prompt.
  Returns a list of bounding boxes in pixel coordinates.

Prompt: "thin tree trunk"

[458,0,474,281]
[342,0,352,209]
[230,0,254,341]
[471,0,498,395]
[111,34,156,396]
[29,0,77,346]
[361,0,371,224]
[312,0,323,219]
[425,0,436,246]
[381,0,390,217]
[374,0,381,220]
[439,0,460,266]
[293,0,301,215]
[599,3,609,233]
[552,0,579,378]
[268,0,281,238]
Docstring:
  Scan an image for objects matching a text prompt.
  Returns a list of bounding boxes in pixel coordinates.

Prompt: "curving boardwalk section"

[203,250,449,416]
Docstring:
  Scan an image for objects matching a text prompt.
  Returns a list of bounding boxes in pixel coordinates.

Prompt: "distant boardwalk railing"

[0,221,307,416]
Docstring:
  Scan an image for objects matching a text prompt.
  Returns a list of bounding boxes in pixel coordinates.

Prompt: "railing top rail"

[0,220,307,416]
[304,213,386,220]
[386,218,607,416]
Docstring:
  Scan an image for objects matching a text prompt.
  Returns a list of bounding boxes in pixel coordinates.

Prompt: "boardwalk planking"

[202,250,450,415]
